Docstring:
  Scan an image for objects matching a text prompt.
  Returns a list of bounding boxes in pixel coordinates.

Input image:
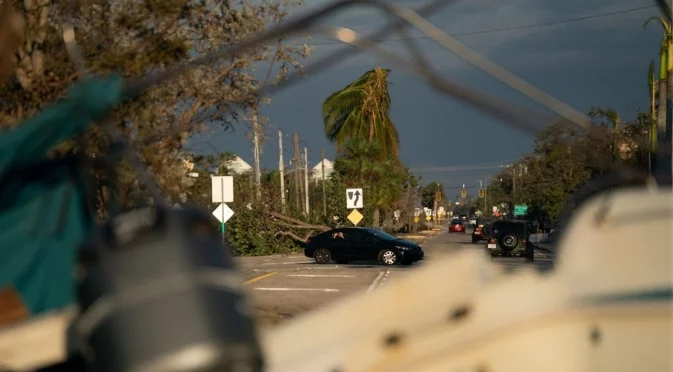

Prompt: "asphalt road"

[237,226,554,327]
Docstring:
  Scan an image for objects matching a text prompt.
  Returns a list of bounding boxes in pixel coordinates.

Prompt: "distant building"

[312,158,334,182]
[225,155,253,175]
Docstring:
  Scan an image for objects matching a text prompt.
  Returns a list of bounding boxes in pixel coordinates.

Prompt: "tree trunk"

[372,206,380,228]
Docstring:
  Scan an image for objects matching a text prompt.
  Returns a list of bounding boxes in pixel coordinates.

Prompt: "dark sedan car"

[304,227,424,266]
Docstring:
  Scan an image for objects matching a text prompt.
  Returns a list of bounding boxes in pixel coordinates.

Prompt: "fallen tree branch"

[271,220,329,231]
[275,230,314,243]
[266,211,330,231]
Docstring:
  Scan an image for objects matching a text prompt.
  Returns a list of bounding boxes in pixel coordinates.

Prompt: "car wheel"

[378,249,398,265]
[314,248,332,264]
[499,233,518,250]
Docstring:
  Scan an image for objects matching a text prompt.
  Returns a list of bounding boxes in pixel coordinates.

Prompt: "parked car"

[468,215,477,226]
[485,219,533,261]
[472,218,494,244]
[448,220,466,233]
[304,227,424,266]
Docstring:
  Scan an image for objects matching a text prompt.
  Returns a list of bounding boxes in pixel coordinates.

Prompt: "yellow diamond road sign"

[347,209,364,226]
[414,216,420,223]
[425,215,431,221]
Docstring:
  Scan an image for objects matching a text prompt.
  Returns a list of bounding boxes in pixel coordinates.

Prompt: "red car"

[449,220,466,233]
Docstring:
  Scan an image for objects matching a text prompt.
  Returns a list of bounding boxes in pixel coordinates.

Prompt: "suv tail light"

[306,238,311,244]
[521,240,526,246]
[489,238,495,244]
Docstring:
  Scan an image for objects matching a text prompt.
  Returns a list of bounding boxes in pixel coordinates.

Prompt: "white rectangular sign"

[346,188,363,209]
[211,176,234,203]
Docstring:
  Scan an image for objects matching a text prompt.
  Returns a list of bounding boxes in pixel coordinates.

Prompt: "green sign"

[514,204,528,216]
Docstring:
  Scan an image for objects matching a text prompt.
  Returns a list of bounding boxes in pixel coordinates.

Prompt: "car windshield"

[362,228,399,241]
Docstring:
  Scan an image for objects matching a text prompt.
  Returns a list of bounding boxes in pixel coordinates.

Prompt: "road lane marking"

[254,288,340,292]
[286,274,355,278]
[244,272,277,285]
[261,260,313,265]
[367,270,388,293]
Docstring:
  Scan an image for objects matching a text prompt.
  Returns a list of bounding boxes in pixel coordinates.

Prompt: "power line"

[299,4,657,46]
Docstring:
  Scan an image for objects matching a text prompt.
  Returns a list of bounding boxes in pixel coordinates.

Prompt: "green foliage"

[331,138,409,227]
[1,0,312,219]
[420,182,445,208]
[184,152,310,255]
[225,205,298,256]
[485,107,651,222]
[322,67,399,158]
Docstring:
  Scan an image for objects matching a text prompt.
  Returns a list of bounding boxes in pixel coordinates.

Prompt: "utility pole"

[278,129,285,211]
[484,180,488,217]
[321,149,327,217]
[479,179,485,215]
[252,106,261,201]
[293,132,302,212]
[304,146,310,216]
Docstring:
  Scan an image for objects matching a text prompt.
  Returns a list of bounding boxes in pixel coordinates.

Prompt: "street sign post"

[346,188,363,209]
[211,176,234,244]
[514,204,528,216]
[347,209,364,226]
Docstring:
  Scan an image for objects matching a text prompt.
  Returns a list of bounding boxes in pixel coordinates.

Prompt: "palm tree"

[322,67,400,159]
[334,139,406,227]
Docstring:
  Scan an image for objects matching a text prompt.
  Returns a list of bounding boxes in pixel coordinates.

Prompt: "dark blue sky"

[188,0,663,198]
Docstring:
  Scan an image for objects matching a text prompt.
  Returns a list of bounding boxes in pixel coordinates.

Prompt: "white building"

[312,158,334,183]
[225,155,253,175]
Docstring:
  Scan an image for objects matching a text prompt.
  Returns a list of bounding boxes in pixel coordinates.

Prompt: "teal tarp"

[0,76,123,316]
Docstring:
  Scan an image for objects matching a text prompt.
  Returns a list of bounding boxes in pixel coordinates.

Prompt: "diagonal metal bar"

[125,0,589,138]
[318,26,566,135]
[386,3,592,130]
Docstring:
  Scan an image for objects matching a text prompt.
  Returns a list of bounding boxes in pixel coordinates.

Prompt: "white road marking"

[367,270,388,293]
[286,274,355,278]
[254,287,339,292]
[261,260,313,265]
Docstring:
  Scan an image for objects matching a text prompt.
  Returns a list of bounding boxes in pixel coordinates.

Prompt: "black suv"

[485,219,533,261]
[472,218,494,244]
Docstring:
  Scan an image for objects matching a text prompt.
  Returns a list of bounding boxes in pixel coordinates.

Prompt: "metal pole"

[252,106,262,201]
[221,181,225,246]
[484,180,488,217]
[321,149,327,216]
[304,147,310,216]
[279,129,285,211]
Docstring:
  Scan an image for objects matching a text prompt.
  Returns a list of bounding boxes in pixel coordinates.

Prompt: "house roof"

[312,158,333,170]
